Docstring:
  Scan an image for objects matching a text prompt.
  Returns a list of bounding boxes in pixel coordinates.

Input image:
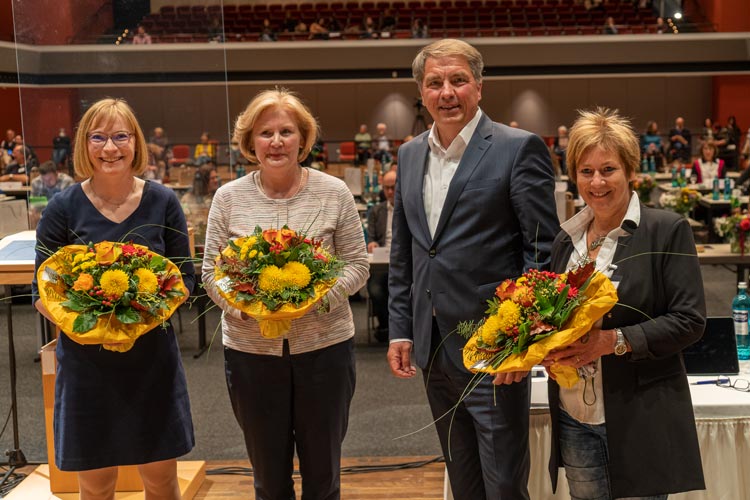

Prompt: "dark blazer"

[389,113,560,369]
[367,201,389,247]
[548,205,706,497]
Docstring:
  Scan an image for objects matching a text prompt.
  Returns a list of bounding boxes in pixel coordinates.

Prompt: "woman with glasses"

[32,98,195,499]
[541,108,706,499]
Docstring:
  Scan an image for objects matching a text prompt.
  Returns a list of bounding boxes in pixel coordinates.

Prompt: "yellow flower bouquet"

[37,241,188,352]
[460,262,617,388]
[213,226,343,338]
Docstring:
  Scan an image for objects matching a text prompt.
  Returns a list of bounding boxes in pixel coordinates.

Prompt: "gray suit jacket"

[367,201,389,247]
[389,113,560,369]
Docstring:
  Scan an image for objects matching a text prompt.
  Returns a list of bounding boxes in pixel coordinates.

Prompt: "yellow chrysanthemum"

[480,315,503,345]
[239,236,258,260]
[258,265,285,293]
[496,300,521,332]
[281,262,312,288]
[134,268,159,294]
[78,260,97,271]
[99,269,130,298]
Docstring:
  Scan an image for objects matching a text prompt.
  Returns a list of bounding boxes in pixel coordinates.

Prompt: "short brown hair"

[566,107,640,185]
[73,98,148,178]
[701,141,718,161]
[233,88,318,165]
[412,38,484,86]
[38,160,57,176]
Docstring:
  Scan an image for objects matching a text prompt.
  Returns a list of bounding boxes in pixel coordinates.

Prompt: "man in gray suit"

[387,39,559,499]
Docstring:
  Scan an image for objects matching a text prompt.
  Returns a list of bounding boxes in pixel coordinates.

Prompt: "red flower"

[233,282,256,294]
[121,244,138,256]
[129,300,149,312]
[740,218,750,232]
[160,274,181,293]
[495,279,517,300]
[314,253,328,263]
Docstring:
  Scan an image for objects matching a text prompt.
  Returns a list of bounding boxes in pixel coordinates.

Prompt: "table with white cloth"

[445,368,750,499]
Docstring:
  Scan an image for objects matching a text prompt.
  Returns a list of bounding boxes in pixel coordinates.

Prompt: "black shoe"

[374,328,389,343]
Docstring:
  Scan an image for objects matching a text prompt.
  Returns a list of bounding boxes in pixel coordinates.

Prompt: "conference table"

[698,243,750,283]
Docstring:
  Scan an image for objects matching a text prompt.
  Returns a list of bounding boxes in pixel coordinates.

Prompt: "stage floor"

[6,457,445,500]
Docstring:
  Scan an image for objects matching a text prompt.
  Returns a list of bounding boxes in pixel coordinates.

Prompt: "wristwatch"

[614,328,628,356]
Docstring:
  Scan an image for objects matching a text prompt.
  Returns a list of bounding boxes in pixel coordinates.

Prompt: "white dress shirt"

[558,192,641,424]
[423,109,483,238]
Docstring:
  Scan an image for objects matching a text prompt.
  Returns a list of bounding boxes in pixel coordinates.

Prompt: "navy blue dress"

[32,181,196,471]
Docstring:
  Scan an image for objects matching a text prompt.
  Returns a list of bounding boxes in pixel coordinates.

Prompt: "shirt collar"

[427,108,483,159]
[561,191,642,243]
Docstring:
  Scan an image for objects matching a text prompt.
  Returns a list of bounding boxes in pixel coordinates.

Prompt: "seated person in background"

[366,169,396,343]
[354,124,372,166]
[260,18,278,41]
[194,132,214,166]
[411,18,428,38]
[132,25,152,45]
[0,144,32,184]
[31,160,74,198]
[603,16,618,34]
[668,116,691,164]
[1,129,15,155]
[693,141,725,185]
[52,128,72,168]
[372,122,391,166]
[553,125,569,175]
[360,16,378,38]
[380,10,396,34]
[295,19,308,33]
[309,17,329,40]
[181,164,219,247]
[148,126,170,163]
[640,120,664,169]
[700,117,714,144]
[14,134,38,167]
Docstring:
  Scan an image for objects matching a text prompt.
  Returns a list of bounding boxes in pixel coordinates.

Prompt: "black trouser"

[224,339,356,500]
[367,270,389,330]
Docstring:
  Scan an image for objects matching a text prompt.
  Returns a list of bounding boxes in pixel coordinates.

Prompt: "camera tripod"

[412,99,428,135]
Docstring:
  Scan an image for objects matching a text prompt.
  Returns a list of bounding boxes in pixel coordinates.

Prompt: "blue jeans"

[559,409,668,500]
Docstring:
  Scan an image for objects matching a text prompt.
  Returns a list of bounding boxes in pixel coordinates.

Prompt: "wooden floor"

[10,456,445,500]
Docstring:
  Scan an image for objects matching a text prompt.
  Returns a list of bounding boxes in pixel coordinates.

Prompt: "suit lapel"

[410,136,433,244]
[432,114,493,243]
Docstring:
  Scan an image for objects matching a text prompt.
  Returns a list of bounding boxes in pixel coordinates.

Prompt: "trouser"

[559,409,668,500]
[224,339,356,500]
[423,321,531,500]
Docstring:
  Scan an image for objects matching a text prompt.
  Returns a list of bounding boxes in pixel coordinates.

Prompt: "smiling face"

[576,146,634,224]
[420,55,482,146]
[252,107,302,172]
[87,117,134,176]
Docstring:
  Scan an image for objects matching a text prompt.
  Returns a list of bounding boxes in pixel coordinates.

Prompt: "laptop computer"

[683,317,740,375]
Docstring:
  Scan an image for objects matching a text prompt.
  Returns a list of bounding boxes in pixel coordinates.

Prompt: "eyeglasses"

[716,377,750,392]
[88,132,133,147]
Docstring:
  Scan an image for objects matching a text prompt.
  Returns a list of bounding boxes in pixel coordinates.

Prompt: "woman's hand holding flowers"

[542,328,618,371]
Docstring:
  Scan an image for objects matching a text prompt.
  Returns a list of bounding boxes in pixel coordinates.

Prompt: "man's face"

[382,173,397,204]
[12,145,24,163]
[42,172,58,188]
[676,117,684,129]
[5,130,14,142]
[420,55,482,137]
[377,124,386,135]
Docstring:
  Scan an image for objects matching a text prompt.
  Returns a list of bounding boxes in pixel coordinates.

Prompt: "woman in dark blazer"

[542,108,706,499]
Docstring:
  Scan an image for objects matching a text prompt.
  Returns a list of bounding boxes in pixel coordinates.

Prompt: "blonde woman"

[32,98,195,499]
[202,88,368,499]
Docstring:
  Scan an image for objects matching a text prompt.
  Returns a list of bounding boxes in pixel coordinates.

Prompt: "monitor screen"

[683,317,740,375]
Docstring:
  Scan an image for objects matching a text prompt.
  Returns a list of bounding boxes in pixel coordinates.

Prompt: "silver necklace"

[589,235,607,252]
[90,178,135,209]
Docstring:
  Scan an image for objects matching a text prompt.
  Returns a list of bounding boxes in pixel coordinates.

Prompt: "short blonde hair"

[412,38,484,86]
[233,88,318,165]
[73,98,148,179]
[567,107,640,185]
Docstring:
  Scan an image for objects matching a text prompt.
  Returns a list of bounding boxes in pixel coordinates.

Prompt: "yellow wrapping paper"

[214,263,335,339]
[463,271,618,388]
[37,244,188,352]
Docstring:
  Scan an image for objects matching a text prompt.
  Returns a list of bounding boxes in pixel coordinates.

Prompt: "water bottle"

[648,155,656,172]
[641,158,648,173]
[733,282,750,360]
[235,165,246,179]
[724,178,732,200]
[671,166,678,187]
[712,178,720,200]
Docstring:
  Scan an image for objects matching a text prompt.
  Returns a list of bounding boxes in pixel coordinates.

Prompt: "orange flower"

[95,241,122,265]
[495,279,516,300]
[72,273,94,292]
[262,228,297,250]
